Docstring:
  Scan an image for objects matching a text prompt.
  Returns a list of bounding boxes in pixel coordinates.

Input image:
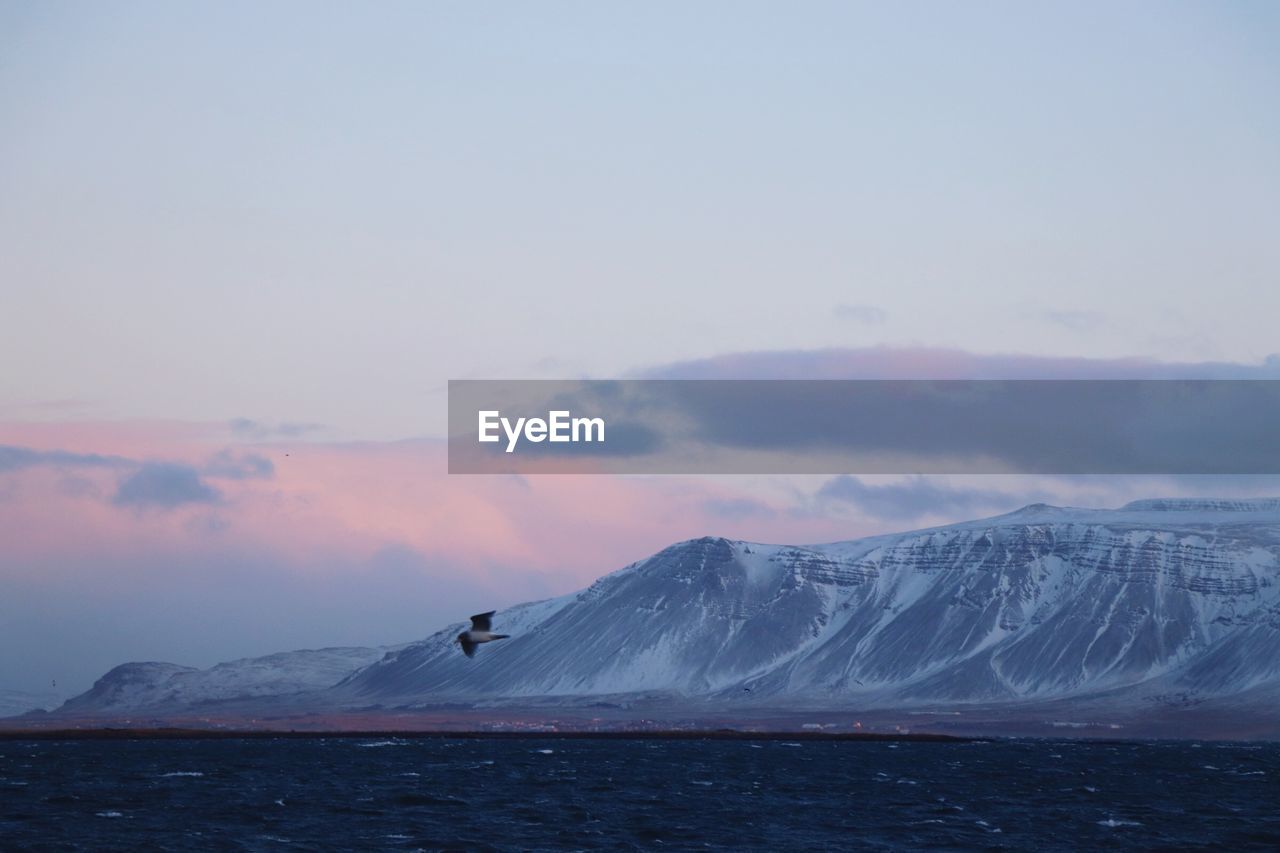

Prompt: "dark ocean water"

[1,737,1277,851]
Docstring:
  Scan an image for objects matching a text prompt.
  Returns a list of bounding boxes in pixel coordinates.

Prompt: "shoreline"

[0,727,980,743]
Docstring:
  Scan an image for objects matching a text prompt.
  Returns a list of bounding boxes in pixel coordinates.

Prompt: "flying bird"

[456,610,510,658]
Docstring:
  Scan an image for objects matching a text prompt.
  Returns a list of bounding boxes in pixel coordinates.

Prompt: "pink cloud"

[0,422,876,600]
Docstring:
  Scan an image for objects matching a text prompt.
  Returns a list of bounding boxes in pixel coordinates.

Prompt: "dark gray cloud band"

[449,379,1280,475]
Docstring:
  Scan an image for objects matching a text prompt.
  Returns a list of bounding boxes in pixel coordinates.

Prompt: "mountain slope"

[52,647,392,716]
[337,499,1280,709]
[41,499,1280,723]
[0,689,64,717]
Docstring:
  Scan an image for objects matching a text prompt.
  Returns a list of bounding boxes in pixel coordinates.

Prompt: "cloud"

[833,303,887,325]
[640,346,1280,380]
[56,475,103,499]
[228,418,324,440]
[702,497,777,520]
[113,463,221,509]
[815,475,1047,521]
[0,443,273,484]
[1039,309,1106,332]
[0,445,131,473]
[205,450,275,480]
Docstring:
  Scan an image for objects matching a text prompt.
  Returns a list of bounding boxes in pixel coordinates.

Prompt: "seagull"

[456,610,510,658]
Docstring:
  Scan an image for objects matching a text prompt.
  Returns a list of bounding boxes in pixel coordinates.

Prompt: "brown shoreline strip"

[0,728,980,743]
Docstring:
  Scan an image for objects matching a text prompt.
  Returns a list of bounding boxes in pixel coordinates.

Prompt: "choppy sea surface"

[1,737,1277,850]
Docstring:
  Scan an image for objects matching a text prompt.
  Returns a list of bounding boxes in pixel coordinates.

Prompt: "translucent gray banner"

[447,380,1280,474]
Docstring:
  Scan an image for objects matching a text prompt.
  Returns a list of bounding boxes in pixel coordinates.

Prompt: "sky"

[2,1,1279,697]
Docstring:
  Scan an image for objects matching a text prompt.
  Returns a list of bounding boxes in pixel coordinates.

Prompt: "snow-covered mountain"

[337,498,1280,709]
[31,499,1280,727]
[52,647,393,716]
[0,689,63,718]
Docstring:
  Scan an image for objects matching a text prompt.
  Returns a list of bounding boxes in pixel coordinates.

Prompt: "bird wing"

[460,638,478,658]
[470,611,496,632]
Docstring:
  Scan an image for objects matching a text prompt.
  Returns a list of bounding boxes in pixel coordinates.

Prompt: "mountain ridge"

[17,499,1280,736]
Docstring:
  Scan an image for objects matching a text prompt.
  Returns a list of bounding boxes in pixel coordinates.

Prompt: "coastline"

[0,727,978,743]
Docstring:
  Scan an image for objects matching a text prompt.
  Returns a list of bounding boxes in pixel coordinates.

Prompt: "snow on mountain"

[337,499,1280,709]
[0,689,64,718]
[50,648,393,716]
[45,498,1280,719]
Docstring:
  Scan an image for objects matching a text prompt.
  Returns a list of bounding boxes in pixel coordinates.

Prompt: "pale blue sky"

[4,2,1280,697]
[2,1,1279,437]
